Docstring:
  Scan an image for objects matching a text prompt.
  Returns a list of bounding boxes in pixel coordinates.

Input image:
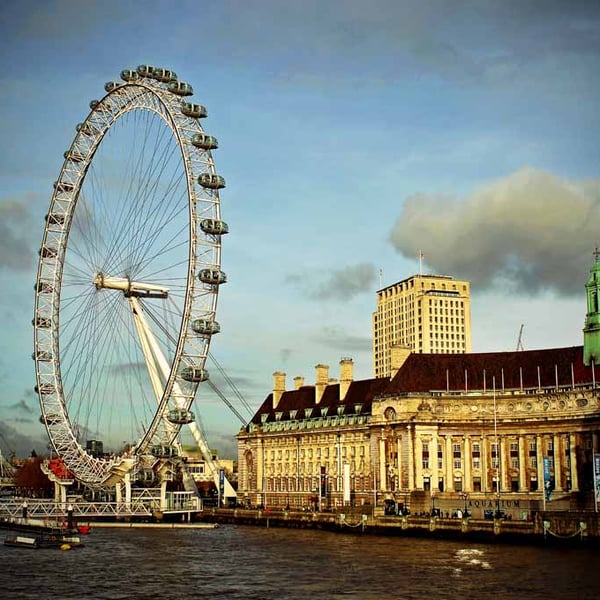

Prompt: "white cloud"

[389,168,600,295]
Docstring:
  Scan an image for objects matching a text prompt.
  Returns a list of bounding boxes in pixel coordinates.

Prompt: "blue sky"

[0,0,599,457]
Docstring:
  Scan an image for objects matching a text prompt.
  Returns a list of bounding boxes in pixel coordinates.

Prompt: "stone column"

[463,435,471,492]
[481,436,488,493]
[500,436,508,492]
[414,434,423,489]
[379,435,386,491]
[553,434,562,492]
[569,433,579,491]
[407,425,415,490]
[396,435,403,489]
[430,433,439,492]
[445,435,453,492]
[257,440,264,492]
[518,435,528,492]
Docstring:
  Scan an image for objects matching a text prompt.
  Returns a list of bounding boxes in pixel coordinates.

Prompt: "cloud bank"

[389,168,600,295]
[0,199,36,272]
[286,263,376,301]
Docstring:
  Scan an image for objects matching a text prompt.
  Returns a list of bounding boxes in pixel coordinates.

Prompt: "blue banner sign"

[543,457,553,501]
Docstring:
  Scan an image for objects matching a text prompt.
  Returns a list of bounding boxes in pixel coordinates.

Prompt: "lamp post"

[461,492,469,517]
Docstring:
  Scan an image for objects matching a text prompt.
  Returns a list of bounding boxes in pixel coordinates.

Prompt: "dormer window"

[304,407,313,419]
[337,406,344,416]
[354,403,363,414]
[289,409,297,420]
[275,412,283,422]
[260,414,268,424]
[320,407,328,417]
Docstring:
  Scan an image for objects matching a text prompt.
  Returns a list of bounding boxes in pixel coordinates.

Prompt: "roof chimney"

[273,371,286,409]
[339,357,353,400]
[293,376,305,390]
[390,345,411,378]
[314,363,329,404]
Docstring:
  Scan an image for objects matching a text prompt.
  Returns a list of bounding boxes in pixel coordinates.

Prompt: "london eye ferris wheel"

[32,65,228,487]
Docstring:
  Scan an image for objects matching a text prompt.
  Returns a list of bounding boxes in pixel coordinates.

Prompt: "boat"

[2,521,84,549]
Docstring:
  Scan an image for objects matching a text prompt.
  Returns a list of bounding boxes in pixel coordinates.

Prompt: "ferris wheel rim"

[32,68,226,486]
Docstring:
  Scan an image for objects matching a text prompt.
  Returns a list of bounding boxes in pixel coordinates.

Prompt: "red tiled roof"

[386,345,592,393]
[249,377,389,425]
[247,346,594,429]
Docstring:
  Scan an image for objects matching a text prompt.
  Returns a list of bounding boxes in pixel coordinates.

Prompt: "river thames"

[3,525,600,599]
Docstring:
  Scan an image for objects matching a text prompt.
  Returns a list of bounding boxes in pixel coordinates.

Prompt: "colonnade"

[381,427,583,494]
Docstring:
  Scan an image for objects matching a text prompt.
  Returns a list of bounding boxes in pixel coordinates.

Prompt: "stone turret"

[339,357,353,400]
[315,364,329,404]
[272,371,286,409]
[584,251,600,366]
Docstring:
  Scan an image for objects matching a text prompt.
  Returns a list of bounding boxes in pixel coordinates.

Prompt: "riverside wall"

[197,507,600,546]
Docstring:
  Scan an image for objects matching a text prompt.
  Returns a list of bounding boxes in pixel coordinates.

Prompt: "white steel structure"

[33,65,234,497]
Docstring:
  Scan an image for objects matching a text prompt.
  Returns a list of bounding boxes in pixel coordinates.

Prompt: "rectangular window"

[491,443,499,469]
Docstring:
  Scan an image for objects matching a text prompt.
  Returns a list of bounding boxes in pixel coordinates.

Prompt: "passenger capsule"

[167,408,195,425]
[39,246,58,259]
[192,319,220,335]
[89,99,111,112]
[167,81,193,96]
[54,181,74,193]
[152,67,177,82]
[40,413,61,425]
[32,316,51,328]
[45,213,65,226]
[104,81,120,93]
[137,469,157,482]
[191,133,218,150]
[35,383,55,395]
[181,366,210,382]
[76,122,100,136]
[181,102,207,118]
[197,269,227,285]
[32,350,52,362]
[137,64,155,78]
[200,219,229,235]
[35,281,54,294]
[64,150,86,162]
[198,173,226,189]
[120,69,139,82]
[151,444,178,458]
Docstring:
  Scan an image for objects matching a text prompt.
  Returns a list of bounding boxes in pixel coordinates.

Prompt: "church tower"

[583,250,600,365]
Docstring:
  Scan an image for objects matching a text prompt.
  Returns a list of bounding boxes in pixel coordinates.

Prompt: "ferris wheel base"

[102,458,136,487]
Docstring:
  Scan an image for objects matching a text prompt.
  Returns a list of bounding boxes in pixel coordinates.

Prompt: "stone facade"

[237,260,600,516]
[236,350,600,518]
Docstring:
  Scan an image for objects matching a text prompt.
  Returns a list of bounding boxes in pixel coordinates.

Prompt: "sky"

[0,0,599,459]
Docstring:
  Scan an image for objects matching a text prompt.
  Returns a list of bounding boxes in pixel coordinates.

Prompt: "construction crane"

[516,324,525,351]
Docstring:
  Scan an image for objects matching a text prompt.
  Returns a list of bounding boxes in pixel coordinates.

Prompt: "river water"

[3,525,599,599]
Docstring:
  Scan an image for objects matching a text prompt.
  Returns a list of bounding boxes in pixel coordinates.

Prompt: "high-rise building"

[373,274,472,378]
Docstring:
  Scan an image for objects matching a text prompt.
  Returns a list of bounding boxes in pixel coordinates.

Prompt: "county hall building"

[236,263,600,518]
